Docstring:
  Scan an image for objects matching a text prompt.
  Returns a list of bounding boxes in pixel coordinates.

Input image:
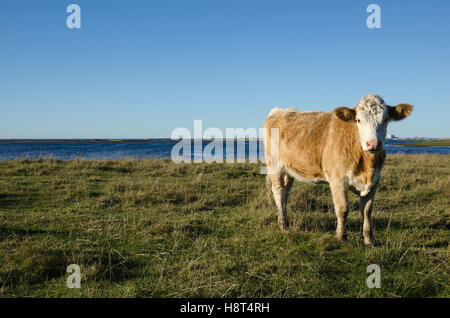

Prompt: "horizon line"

[1,137,448,142]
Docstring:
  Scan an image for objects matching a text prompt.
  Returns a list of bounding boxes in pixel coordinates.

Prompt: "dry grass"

[0,155,448,297]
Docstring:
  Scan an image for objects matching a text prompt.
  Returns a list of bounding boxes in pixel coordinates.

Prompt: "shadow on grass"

[84,251,143,284]
[421,240,448,248]
[180,223,215,238]
[0,193,35,210]
[0,226,73,241]
[1,249,69,287]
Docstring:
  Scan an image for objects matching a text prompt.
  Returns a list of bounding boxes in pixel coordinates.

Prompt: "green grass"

[0,155,449,297]
[397,140,450,147]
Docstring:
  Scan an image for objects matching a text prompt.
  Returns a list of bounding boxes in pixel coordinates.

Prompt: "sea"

[0,139,448,161]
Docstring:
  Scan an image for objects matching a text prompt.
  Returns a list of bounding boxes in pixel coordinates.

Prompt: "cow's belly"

[283,165,328,184]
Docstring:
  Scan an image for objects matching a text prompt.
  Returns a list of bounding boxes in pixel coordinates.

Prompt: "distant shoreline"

[396,140,450,147]
[0,138,263,143]
[0,138,447,143]
[0,138,175,143]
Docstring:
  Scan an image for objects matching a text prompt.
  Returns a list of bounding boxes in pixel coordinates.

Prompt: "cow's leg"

[269,172,288,230]
[283,175,294,212]
[330,180,349,241]
[360,184,378,246]
[265,174,273,206]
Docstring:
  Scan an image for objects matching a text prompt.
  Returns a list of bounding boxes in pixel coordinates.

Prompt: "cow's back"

[264,108,332,180]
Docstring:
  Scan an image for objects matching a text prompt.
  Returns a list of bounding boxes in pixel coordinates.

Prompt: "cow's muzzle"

[365,140,381,151]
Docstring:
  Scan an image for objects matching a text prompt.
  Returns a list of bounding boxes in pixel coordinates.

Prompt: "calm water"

[0,140,448,161]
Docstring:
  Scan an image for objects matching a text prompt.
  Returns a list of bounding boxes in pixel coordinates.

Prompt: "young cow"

[263,94,413,245]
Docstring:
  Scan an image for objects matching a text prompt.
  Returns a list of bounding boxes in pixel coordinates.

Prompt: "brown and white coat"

[263,94,413,245]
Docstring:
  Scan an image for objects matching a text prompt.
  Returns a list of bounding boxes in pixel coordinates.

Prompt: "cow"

[263,94,413,245]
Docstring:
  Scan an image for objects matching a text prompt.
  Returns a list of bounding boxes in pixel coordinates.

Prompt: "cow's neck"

[353,134,385,186]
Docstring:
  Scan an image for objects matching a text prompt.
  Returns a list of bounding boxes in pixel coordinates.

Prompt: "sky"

[0,0,449,139]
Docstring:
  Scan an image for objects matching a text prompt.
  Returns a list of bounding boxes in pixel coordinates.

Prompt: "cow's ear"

[388,104,413,121]
[334,107,356,122]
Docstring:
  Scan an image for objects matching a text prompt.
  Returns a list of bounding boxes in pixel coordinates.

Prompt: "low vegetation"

[0,155,448,297]
[397,140,450,147]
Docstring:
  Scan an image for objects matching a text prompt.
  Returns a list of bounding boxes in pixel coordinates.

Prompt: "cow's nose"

[366,140,379,151]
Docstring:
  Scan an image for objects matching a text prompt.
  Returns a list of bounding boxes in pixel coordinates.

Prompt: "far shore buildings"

[387,134,398,140]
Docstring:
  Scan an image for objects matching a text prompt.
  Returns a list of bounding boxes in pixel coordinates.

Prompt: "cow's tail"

[265,174,273,206]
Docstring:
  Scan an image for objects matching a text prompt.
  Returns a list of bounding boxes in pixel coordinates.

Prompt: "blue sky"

[1,0,449,138]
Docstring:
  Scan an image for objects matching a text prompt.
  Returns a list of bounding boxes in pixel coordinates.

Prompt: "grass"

[0,155,448,298]
[396,140,450,147]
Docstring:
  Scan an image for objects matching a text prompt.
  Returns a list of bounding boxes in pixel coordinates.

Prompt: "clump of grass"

[0,155,448,297]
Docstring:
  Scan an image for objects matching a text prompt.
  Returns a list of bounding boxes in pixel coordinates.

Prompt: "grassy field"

[0,155,448,297]
[397,140,450,147]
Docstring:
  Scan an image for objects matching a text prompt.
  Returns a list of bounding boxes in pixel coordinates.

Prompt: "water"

[0,139,448,161]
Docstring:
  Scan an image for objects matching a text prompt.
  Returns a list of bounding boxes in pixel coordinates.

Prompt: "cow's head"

[334,94,413,153]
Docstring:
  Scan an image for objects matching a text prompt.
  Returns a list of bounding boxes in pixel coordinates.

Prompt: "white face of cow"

[334,94,413,153]
[355,95,389,152]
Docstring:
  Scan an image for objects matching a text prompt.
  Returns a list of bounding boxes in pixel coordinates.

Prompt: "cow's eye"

[356,119,361,123]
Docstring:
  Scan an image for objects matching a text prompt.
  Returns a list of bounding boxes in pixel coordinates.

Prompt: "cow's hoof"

[336,233,347,241]
[278,221,289,231]
[364,238,375,246]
